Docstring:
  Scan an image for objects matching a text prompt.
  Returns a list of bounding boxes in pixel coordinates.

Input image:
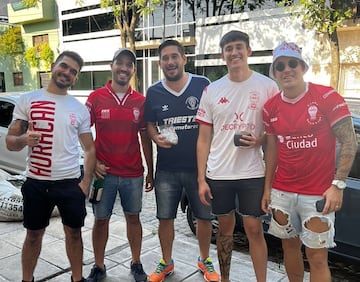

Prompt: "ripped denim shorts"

[268,188,336,249]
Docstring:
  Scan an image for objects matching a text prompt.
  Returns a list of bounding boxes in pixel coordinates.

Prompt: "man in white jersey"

[6,51,96,282]
[196,30,279,282]
[262,41,357,282]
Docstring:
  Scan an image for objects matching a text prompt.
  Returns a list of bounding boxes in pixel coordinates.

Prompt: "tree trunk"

[329,39,340,90]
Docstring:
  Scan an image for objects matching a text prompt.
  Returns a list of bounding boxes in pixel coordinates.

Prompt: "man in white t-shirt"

[6,51,96,282]
[196,30,278,282]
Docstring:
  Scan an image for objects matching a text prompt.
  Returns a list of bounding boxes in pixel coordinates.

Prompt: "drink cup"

[234,131,251,147]
[159,124,178,145]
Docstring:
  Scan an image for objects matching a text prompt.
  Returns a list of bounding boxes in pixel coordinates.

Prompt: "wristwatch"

[332,180,346,190]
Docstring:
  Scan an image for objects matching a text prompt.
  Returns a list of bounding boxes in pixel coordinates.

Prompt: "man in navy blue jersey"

[144,40,220,282]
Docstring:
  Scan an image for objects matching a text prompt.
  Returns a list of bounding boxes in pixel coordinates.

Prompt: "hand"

[27,121,41,147]
[78,180,90,197]
[198,180,213,206]
[144,173,154,192]
[261,189,271,214]
[94,161,109,179]
[237,133,257,149]
[153,134,173,148]
[321,185,344,214]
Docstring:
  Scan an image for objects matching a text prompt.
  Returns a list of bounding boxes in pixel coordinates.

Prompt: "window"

[62,13,115,36]
[33,34,49,50]
[72,71,111,90]
[13,72,23,86]
[0,100,15,128]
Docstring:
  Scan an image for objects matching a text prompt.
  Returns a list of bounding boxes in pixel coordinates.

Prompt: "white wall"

[196,7,330,84]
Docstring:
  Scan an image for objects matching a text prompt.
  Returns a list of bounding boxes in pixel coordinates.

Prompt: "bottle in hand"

[89,162,105,204]
[89,177,104,204]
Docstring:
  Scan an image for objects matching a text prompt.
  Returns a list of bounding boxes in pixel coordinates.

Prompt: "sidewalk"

[0,193,308,281]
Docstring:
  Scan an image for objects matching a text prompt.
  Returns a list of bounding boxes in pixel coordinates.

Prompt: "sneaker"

[148,259,174,282]
[131,261,147,282]
[197,257,220,282]
[87,264,106,282]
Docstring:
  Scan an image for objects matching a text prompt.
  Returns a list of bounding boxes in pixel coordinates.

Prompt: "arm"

[139,129,154,192]
[262,134,277,213]
[333,116,357,180]
[6,120,41,151]
[197,123,213,206]
[322,116,357,213]
[78,132,96,196]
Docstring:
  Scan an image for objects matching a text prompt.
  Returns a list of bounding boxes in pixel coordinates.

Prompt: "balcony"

[7,0,55,25]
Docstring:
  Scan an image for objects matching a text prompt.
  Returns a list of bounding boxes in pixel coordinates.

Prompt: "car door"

[0,98,27,174]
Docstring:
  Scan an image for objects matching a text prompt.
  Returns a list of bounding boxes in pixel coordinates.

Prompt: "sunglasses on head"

[274,59,299,72]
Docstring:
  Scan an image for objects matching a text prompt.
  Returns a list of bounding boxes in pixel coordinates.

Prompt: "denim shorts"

[92,174,144,220]
[155,170,212,220]
[268,188,336,249]
[21,177,86,230]
[206,177,265,217]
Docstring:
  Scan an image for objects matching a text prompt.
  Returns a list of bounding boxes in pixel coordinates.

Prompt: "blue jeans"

[154,170,212,220]
[92,174,144,220]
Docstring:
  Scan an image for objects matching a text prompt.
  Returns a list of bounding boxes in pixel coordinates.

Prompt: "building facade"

[3,0,360,101]
[4,0,58,92]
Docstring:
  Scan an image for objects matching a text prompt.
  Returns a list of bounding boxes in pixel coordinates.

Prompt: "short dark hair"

[158,39,185,58]
[220,30,250,50]
[54,51,84,71]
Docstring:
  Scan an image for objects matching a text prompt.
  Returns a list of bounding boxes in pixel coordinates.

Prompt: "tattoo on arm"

[332,117,357,179]
[19,120,29,134]
[8,120,28,136]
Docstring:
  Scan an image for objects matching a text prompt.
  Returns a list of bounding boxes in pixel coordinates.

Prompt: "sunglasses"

[274,59,299,72]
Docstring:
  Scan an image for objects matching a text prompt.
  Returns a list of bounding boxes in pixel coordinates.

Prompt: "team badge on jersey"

[306,103,322,125]
[248,92,259,110]
[133,107,140,123]
[186,96,199,110]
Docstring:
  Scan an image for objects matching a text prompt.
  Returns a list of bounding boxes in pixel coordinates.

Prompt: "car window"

[0,100,15,128]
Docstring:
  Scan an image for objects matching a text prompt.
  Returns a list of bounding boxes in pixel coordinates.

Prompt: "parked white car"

[0,92,85,175]
[0,93,27,174]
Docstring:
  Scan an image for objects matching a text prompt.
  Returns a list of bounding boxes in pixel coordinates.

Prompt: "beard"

[164,70,183,82]
[52,78,72,89]
[113,71,131,87]
[113,77,130,87]
[52,73,73,89]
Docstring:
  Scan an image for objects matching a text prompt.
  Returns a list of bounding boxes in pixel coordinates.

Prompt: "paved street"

[0,185,308,282]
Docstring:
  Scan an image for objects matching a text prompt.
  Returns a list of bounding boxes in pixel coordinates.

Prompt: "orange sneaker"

[197,257,220,282]
[148,259,174,282]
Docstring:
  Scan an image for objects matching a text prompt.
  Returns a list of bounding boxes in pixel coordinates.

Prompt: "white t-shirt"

[196,72,278,180]
[13,89,91,180]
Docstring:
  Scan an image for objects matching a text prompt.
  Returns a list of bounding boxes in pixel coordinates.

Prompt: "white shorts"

[268,188,336,249]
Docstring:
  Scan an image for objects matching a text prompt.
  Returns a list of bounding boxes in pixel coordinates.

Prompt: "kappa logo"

[218,97,229,104]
